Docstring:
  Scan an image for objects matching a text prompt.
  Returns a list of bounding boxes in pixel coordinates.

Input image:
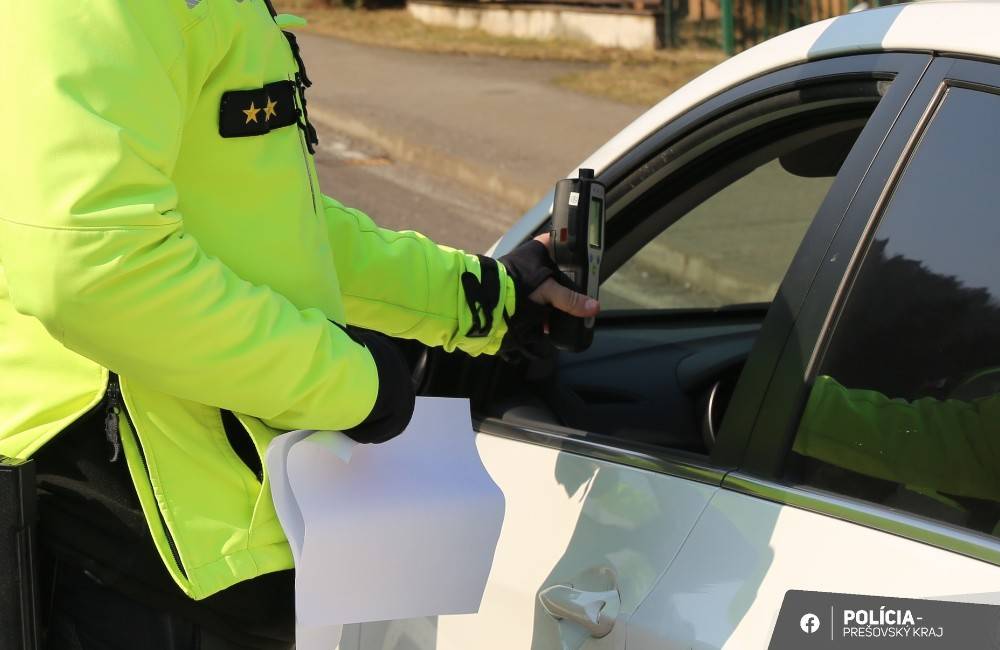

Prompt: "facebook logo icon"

[799,613,821,635]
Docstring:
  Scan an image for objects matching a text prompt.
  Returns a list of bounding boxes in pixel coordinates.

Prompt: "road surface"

[313,122,516,254]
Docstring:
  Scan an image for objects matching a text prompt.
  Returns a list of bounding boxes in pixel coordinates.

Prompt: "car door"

[627,57,1000,649]
[341,52,929,650]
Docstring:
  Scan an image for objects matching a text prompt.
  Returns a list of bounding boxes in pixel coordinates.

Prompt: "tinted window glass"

[602,157,834,310]
[786,87,1000,538]
[601,81,893,314]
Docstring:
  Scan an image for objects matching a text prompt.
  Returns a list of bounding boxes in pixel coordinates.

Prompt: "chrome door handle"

[538,583,621,638]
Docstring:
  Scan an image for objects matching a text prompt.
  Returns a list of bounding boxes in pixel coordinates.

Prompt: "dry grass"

[275,0,725,105]
[556,53,723,106]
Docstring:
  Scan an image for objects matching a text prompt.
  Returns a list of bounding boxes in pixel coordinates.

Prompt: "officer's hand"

[526,233,600,319]
[497,235,600,358]
[341,328,416,444]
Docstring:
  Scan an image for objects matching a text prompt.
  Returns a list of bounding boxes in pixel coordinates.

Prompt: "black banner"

[769,590,1000,649]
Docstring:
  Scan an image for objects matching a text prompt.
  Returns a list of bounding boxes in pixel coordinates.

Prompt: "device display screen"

[588,197,603,249]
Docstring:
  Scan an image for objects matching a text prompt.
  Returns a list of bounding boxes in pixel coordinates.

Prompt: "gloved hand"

[341,327,416,444]
[498,234,600,358]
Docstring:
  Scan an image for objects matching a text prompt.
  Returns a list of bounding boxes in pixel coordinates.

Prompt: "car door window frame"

[600,81,887,293]
[730,57,1000,567]
[463,54,932,488]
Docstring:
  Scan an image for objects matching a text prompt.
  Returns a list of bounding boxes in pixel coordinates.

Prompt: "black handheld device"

[548,168,605,352]
[0,455,40,650]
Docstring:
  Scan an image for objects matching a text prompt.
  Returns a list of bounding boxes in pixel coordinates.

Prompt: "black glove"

[340,327,416,444]
[459,240,573,360]
[497,239,573,360]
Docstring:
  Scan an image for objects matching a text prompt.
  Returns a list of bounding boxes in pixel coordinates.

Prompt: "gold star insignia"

[243,101,261,124]
[263,97,278,121]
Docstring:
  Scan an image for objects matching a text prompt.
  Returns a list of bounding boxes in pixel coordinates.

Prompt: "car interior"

[419,77,894,460]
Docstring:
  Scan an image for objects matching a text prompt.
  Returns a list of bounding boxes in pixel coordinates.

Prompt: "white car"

[351,3,1000,648]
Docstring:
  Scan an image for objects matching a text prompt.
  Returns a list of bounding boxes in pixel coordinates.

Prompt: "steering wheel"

[699,363,744,453]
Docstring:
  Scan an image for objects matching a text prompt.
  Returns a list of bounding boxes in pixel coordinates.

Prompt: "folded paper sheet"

[266,397,506,648]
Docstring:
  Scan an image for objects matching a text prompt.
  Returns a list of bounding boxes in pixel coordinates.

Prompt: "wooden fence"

[725,0,909,52]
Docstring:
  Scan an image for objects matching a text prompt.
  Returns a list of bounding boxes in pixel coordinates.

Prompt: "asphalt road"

[298,33,644,211]
[313,122,519,254]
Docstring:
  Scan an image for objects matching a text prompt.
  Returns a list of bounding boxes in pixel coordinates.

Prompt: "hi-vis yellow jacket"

[0,0,514,600]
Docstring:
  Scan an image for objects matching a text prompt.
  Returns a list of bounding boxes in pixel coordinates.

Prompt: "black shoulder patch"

[219,80,299,138]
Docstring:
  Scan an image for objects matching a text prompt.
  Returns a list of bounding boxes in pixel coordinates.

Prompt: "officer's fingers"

[530,278,600,317]
[533,232,554,257]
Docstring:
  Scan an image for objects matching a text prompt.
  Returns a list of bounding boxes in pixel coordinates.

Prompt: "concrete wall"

[408,1,661,50]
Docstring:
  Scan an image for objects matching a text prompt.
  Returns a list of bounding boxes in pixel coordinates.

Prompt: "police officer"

[0,1,598,648]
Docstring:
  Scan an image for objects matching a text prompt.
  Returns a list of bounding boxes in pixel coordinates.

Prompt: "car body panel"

[628,488,1000,649]
[353,434,717,650]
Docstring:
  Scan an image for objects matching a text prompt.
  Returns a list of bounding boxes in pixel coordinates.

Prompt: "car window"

[601,120,870,311]
[601,79,891,311]
[784,86,1000,539]
[482,77,898,456]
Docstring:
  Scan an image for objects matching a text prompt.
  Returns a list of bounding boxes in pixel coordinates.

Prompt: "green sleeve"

[794,375,1000,502]
[321,194,516,356]
[0,0,378,432]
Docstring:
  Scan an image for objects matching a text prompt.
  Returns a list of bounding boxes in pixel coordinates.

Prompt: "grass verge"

[274,0,725,106]
[557,53,724,106]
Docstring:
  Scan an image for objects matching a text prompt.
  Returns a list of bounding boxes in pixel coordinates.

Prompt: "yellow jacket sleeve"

[321,194,516,356]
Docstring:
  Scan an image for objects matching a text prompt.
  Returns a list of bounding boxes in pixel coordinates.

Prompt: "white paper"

[266,429,347,650]
[266,397,505,646]
[266,428,316,562]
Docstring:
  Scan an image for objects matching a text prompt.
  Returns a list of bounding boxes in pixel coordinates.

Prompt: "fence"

[437,0,910,51]
[720,0,910,53]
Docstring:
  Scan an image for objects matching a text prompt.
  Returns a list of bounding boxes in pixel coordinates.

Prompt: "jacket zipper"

[258,0,319,213]
[104,376,123,463]
[104,373,188,580]
[291,81,319,214]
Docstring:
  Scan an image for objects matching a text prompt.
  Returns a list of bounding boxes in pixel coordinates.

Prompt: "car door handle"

[538,583,621,638]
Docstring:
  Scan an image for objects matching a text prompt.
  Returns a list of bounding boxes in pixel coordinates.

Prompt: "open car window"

[601,79,889,313]
[474,74,898,459]
[603,155,842,311]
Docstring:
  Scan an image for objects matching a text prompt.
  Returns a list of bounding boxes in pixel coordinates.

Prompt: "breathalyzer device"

[548,168,605,352]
